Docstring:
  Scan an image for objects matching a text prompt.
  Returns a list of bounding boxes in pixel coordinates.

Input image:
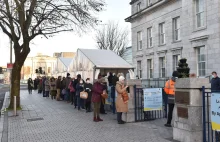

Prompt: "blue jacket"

[211,77,220,92]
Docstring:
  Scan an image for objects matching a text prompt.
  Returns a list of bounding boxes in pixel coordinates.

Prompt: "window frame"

[195,0,205,28]
[159,22,165,45]
[137,61,142,79]
[137,31,143,50]
[147,27,153,48]
[197,46,206,76]
[147,0,152,7]
[173,17,181,41]
[159,57,166,78]
[173,54,181,71]
[147,59,153,78]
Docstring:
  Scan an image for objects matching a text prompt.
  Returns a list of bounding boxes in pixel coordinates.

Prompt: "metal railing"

[202,86,220,142]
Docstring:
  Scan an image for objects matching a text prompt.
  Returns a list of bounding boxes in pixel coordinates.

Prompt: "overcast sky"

[0,0,131,66]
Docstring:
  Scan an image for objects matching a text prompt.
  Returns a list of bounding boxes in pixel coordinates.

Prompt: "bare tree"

[95,21,129,56]
[0,0,105,108]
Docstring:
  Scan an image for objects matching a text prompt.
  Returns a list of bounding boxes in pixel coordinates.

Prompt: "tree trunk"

[8,44,30,109]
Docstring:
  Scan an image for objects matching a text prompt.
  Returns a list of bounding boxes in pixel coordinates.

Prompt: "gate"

[202,86,220,142]
[134,85,167,122]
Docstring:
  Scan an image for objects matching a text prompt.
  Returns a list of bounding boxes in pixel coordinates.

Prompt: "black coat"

[211,77,220,92]
[108,75,113,86]
[28,80,33,89]
[112,75,118,86]
[84,83,93,102]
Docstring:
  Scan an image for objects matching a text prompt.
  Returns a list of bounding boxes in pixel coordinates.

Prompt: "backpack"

[68,81,75,92]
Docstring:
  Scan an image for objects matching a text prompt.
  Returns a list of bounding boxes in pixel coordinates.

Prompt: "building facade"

[21,53,57,80]
[126,0,220,79]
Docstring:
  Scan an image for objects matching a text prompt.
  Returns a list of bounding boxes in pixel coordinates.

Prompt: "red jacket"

[92,82,103,103]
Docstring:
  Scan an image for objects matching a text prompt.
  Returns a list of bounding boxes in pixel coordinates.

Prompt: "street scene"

[0,0,220,142]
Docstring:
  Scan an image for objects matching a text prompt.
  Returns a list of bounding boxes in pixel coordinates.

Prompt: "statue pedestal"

[173,78,210,142]
[122,80,141,122]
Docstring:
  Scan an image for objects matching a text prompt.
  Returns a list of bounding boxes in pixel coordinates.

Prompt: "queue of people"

[27,72,129,124]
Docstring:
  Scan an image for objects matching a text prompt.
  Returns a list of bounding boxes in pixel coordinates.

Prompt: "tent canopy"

[79,49,133,69]
[59,57,72,68]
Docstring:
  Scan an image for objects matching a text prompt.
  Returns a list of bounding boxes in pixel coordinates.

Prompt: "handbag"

[122,91,129,102]
[80,91,88,99]
[68,82,75,92]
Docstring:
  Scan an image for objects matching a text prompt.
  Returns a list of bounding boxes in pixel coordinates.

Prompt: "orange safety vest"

[164,79,175,95]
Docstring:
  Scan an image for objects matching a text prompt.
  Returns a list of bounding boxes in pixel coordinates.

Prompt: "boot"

[93,117,99,122]
[97,116,103,121]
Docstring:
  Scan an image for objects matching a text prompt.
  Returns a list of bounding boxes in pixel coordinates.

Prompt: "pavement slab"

[6,90,173,142]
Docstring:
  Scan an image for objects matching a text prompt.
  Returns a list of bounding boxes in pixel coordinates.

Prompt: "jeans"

[77,95,84,110]
[93,102,101,118]
[100,101,105,113]
[45,91,49,97]
[70,92,75,104]
[117,112,122,122]
[85,101,91,111]
[65,89,70,101]
[167,104,175,124]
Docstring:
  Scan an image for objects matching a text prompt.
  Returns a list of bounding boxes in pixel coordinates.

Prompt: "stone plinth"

[173,78,210,142]
[122,79,141,122]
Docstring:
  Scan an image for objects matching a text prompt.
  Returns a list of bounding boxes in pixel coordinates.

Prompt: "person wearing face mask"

[211,71,220,92]
[115,76,128,124]
[84,78,92,112]
[76,79,85,110]
[164,71,179,127]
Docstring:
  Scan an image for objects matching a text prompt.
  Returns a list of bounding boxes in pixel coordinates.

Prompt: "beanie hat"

[67,73,70,77]
[119,76,125,81]
[172,71,179,77]
[77,74,81,79]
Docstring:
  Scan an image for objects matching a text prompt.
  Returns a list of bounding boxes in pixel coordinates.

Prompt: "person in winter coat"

[76,79,85,110]
[164,71,179,127]
[211,71,220,92]
[34,78,38,90]
[92,77,105,122]
[38,79,43,94]
[27,78,33,94]
[44,77,50,97]
[112,73,119,87]
[115,76,128,124]
[50,77,57,100]
[64,73,72,102]
[69,78,75,105]
[108,72,113,86]
[73,74,83,108]
[84,78,93,112]
[56,76,62,101]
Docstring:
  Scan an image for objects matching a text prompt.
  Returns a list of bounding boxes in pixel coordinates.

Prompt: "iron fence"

[202,86,220,142]
[134,85,167,122]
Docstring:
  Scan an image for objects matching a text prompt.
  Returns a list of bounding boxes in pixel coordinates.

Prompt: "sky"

[0,0,131,66]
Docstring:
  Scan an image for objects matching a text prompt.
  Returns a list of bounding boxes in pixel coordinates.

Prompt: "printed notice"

[211,93,220,131]
[143,88,162,111]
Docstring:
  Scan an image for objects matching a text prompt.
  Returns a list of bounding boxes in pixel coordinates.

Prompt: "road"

[0,84,27,109]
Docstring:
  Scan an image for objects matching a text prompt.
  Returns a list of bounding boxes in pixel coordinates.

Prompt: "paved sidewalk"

[6,90,173,142]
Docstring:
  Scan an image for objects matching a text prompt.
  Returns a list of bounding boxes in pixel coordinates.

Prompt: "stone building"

[21,53,57,80]
[126,0,220,79]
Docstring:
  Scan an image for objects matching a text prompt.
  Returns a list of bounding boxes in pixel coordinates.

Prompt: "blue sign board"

[211,93,220,131]
[143,88,163,111]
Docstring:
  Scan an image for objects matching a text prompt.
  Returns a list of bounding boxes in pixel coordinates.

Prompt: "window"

[173,17,180,41]
[159,57,166,78]
[137,3,141,12]
[147,59,153,78]
[137,61,142,78]
[137,32,142,50]
[159,23,165,45]
[195,0,205,28]
[197,46,206,76]
[173,55,181,71]
[147,0,152,7]
[147,27,153,47]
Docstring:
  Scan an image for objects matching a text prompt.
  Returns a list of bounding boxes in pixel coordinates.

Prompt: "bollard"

[14,96,16,116]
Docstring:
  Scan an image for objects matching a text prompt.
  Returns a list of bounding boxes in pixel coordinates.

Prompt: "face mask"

[80,81,83,84]
[86,81,90,83]
[212,75,215,78]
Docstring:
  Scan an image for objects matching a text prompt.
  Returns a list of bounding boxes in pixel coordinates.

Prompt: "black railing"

[134,85,167,122]
[202,86,220,142]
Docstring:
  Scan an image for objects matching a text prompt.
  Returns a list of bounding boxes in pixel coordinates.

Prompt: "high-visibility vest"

[164,79,175,95]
